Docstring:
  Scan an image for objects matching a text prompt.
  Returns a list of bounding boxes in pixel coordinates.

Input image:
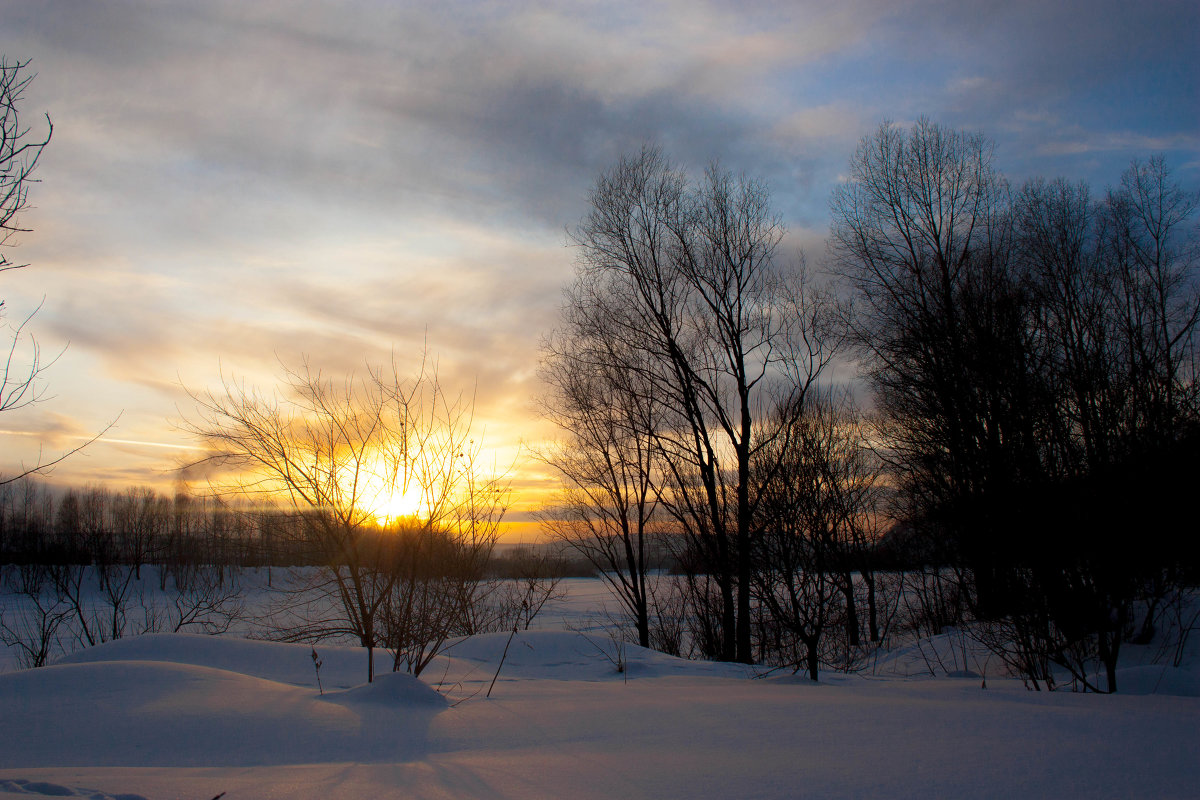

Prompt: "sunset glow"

[0,1,1195,547]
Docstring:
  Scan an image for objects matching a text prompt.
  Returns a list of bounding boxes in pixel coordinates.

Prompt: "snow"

[2,580,1199,799]
[0,779,147,799]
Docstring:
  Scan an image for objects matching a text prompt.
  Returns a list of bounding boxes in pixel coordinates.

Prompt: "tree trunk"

[719,572,736,662]
[637,603,650,649]
[735,436,753,664]
[866,570,879,643]
[842,574,860,648]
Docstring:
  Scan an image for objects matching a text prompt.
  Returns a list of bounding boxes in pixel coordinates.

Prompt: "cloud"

[1034,130,1200,159]
[12,1,902,238]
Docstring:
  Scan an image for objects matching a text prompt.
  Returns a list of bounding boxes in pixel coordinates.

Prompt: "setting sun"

[373,483,425,527]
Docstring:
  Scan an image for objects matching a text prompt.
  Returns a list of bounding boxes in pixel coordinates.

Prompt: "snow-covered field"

[2,577,1198,799]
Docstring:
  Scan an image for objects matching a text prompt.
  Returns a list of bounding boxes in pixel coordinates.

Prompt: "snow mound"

[324,669,447,707]
[54,633,370,690]
[3,638,445,768]
[0,779,147,799]
[1,660,350,767]
[869,627,999,680]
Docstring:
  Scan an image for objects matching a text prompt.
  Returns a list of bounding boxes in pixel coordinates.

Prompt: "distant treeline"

[0,478,357,569]
[0,478,628,579]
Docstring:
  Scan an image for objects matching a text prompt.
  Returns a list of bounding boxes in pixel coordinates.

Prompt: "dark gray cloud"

[855,0,1200,181]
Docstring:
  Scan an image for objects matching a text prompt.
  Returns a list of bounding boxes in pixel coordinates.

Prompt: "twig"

[311,646,324,695]
[487,624,519,698]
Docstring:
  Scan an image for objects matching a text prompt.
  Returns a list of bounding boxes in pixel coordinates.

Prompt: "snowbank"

[0,590,1197,799]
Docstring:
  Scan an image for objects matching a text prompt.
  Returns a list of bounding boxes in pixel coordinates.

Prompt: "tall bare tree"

[556,147,842,663]
[829,118,1041,611]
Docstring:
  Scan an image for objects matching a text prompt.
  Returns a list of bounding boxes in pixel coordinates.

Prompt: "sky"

[2,0,1197,539]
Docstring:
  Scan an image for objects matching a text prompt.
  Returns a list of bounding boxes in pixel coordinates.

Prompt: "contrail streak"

[0,430,203,451]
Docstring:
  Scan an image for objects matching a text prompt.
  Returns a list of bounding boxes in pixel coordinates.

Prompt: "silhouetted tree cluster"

[830,119,1199,691]
[545,131,1196,686]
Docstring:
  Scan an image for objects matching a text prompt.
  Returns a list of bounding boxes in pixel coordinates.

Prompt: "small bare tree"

[0,563,68,668]
[470,547,567,635]
[182,354,509,682]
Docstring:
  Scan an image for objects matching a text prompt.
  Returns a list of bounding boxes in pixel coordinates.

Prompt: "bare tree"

[829,118,1044,615]
[182,354,509,681]
[0,563,68,668]
[374,522,495,676]
[490,550,568,632]
[0,57,110,484]
[561,146,842,663]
